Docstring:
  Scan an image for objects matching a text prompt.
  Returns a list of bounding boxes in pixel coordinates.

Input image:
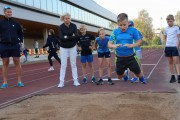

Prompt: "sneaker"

[131,77,139,83]
[96,79,104,85]
[0,83,8,89]
[48,67,54,71]
[125,70,130,80]
[122,75,128,82]
[108,79,114,85]
[91,77,96,83]
[82,78,87,84]
[58,82,64,88]
[170,76,176,83]
[73,81,80,86]
[17,82,24,87]
[139,76,147,84]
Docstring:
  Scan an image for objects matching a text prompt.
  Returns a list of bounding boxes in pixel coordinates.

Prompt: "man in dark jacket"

[0,6,24,89]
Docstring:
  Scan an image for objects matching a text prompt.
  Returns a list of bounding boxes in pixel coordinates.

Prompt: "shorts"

[0,43,21,58]
[165,47,179,57]
[135,50,142,59]
[116,54,141,75]
[35,48,39,54]
[80,55,93,63]
[98,51,111,58]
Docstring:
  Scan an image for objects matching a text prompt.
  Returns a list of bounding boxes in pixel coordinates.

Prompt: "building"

[0,0,117,49]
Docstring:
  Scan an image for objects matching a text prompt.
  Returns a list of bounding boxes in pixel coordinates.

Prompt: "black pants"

[48,50,61,66]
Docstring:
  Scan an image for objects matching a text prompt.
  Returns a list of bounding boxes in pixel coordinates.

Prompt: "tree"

[133,9,154,44]
[175,11,180,26]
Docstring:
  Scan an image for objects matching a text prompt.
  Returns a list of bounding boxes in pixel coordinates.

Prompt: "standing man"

[0,6,24,88]
[34,40,39,58]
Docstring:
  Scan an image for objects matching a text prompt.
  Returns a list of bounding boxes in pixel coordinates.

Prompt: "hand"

[78,47,82,51]
[64,35,67,39]
[113,44,122,49]
[43,48,46,51]
[72,33,75,37]
[124,44,134,48]
[89,46,93,50]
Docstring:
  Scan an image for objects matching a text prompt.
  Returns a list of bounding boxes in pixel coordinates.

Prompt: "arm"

[17,23,23,43]
[177,34,180,47]
[43,38,50,48]
[163,35,167,48]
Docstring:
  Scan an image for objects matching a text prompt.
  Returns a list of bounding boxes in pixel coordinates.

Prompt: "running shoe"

[108,79,114,85]
[0,83,8,89]
[73,81,80,86]
[170,75,176,83]
[131,77,139,83]
[48,67,54,71]
[91,77,96,83]
[96,79,104,85]
[139,76,147,84]
[17,82,24,87]
[82,77,87,84]
[58,82,64,88]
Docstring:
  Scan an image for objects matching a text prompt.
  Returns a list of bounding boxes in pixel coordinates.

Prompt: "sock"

[177,75,180,80]
[91,76,94,79]
[139,76,144,81]
[108,77,111,80]
[84,76,86,78]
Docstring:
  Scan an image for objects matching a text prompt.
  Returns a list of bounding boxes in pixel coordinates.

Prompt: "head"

[48,29,55,35]
[166,14,174,27]
[79,24,87,35]
[3,6,12,18]
[60,12,71,25]
[117,13,129,32]
[98,28,105,39]
[128,20,134,27]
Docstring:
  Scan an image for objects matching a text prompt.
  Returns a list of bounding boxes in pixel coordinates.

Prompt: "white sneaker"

[73,81,80,86]
[48,67,54,71]
[58,82,64,88]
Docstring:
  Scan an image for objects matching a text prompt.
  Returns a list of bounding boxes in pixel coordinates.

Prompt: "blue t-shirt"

[134,30,143,51]
[109,27,141,56]
[95,36,110,53]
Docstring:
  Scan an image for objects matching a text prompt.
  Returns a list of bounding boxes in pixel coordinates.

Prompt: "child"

[95,28,114,85]
[108,13,146,84]
[164,14,180,83]
[127,20,144,83]
[78,24,96,83]
[23,47,29,62]
[43,29,61,71]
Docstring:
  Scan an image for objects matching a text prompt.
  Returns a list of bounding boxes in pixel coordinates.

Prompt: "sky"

[93,0,180,29]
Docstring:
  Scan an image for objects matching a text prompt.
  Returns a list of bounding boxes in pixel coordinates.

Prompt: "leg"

[13,57,22,83]
[105,58,111,78]
[48,52,53,66]
[2,58,9,84]
[53,52,61,65]
[69,46,80,86]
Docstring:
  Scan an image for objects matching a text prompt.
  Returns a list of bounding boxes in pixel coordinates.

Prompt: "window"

[57,1,63,15]
[61,2,67,13]
[47,0,53,12]
[17,0,25,4]
[34,0,41,9]
[70,6,75,19]
[26,0,33,6]
[40,0,47,10]
[52,0,58,13]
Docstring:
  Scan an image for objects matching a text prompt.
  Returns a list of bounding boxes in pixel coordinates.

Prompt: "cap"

[129,20,134,27]
[3,6,11,10]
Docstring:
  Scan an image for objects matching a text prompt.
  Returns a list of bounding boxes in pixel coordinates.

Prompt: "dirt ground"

[0,92,180,120]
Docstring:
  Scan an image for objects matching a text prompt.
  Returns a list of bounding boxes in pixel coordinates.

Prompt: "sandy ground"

[0,91,180,120]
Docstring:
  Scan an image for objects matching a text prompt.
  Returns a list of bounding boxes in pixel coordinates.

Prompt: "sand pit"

[0,92,180,120]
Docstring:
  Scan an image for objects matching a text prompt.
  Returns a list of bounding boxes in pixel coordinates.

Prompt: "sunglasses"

[4,6,11,10]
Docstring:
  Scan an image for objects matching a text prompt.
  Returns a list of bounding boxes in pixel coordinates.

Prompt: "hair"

[3,6,11,11]
[79,24,87,30]
[117,13,128,22]
[48,29,55,35]
[98,28,105,34]
[60,12,71,21]
[166,14,174,20]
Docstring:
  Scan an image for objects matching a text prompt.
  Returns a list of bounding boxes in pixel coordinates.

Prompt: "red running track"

[0,49,177,108]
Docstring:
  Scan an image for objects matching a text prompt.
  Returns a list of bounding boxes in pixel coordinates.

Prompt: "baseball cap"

[3,6,11,10]
[129,20,134,27]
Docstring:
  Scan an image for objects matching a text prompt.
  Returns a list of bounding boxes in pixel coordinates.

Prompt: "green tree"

[175,11,180,26]
[133,9,154,45]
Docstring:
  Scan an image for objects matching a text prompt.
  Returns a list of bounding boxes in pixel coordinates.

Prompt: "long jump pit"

[0,91,180,120]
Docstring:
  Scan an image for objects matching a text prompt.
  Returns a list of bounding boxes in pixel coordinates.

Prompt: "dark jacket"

[43,35,60,52]
[58,23,78,48]
[0,17,23,44]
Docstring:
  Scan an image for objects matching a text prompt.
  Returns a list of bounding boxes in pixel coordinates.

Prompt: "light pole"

[160,17,162,29]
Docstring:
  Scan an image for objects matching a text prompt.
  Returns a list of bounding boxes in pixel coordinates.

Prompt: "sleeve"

[43,37,50,48]
[138,30,143,39]
[164,28,167,35]
[109,30,116,42]
[17,23,23,43]
[177,27,180,34]
[58,26,67,42]
[133,29,141,41]
[66,24,79,42]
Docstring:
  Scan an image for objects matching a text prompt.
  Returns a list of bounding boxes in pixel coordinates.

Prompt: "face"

[99,30,105,39]
[80,28,86,35]
[4,9,12,18]
[64,15,71,25]
[117,19,129,32]
[167,19,174,27]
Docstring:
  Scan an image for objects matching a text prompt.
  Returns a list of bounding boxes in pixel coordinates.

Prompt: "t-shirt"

[78,34,95,56]
[109,27,141,56]
[95,36,110,53]
[164,25,180,47]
